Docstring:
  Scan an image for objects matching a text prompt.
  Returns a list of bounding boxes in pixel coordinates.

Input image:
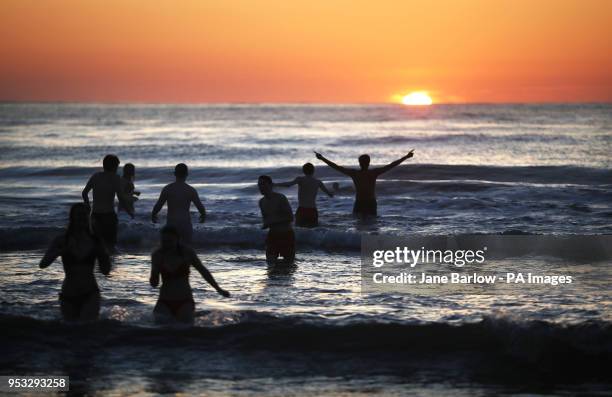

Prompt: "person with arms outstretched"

[151,163,206,245]
[258,175,295,264]
[274,162,333,227]
[315,150,414,218]
[150,225,230,323]
[40,203,111,321]
[82,154,134,252]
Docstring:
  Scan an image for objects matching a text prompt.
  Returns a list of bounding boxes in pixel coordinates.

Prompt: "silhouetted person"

[39,203,111,321]
[151,163,206,245]
[150,225,230,323]
[274,162,333,227]
[258,175,295,264]
[315,150,414,217]
[82,154,134,252]
[118,163,140,216]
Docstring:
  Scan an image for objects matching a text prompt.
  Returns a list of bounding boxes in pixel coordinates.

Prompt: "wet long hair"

[65,203,93,245]
[160,225,183,253]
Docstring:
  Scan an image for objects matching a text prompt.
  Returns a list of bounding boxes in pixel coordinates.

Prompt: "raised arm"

[273,178,298,188]
[149,252,161,287]
[191,188,206,223]
[314,152,353,176]
[373,150,414,176]
[189,248,230,297]
[39,235,64,269]
[151,187,168,223]
[318,180,334,197]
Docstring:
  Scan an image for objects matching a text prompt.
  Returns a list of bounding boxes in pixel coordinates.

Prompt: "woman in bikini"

[39,203,111,321]
[150,225,230,323]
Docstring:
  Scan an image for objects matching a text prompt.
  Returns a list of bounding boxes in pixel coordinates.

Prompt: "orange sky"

[1,0,611,103]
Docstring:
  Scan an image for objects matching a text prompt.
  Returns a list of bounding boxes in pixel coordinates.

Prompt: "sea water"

[0,104,610,395]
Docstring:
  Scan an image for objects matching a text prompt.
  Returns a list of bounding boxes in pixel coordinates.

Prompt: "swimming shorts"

[353,199,377,217]
[92,212,118,248]
[295,207,318,227]
[266,229,296,262]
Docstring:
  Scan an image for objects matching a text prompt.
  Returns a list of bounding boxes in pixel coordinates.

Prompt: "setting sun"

[401,91,433,106]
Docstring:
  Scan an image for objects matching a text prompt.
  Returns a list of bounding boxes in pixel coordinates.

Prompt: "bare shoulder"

[90,172,103,183]
[181,244,197,258]
[186,245,197,256]
[274,191,288,201]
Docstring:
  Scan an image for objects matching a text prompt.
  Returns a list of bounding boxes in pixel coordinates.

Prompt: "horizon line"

[0,100,611,106]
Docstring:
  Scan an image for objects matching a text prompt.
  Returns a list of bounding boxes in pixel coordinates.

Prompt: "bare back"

[87,172,122,214]
[348,169,379,202]
[163,181,200,224]
[152,248,193,300]
[296,176,321,208]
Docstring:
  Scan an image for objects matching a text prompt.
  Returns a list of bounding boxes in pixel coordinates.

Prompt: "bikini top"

[160,251,190,280]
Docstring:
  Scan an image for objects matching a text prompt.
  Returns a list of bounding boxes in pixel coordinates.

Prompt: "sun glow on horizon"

[0,1,611,103]
[401,91,433,106]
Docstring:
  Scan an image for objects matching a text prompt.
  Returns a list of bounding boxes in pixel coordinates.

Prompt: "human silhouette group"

[40,150,415,323]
